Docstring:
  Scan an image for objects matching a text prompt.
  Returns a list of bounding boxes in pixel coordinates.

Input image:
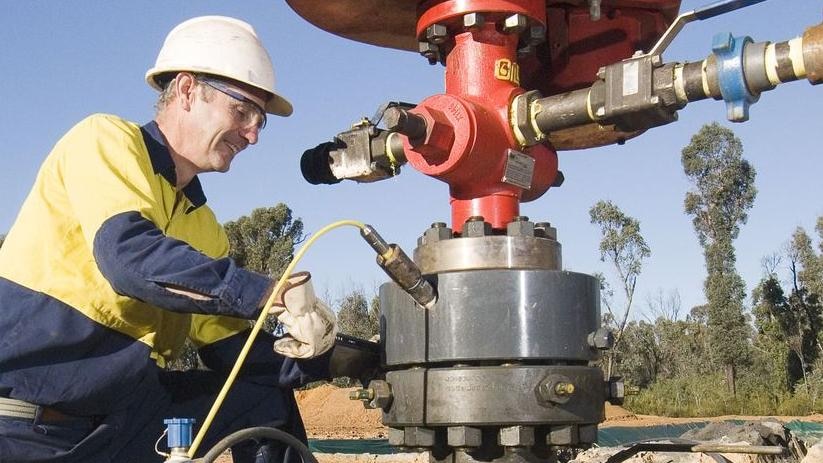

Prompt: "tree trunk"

[725,364,737,396]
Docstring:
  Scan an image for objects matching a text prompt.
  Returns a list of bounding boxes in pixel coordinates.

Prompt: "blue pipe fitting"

[712,32,759,122]
[164,417,195,449]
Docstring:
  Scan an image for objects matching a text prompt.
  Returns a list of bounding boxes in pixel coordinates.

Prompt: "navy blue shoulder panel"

[93,211,271,319]
[0,277,158,415]
[140,121,206,210]
[199,330,331,389]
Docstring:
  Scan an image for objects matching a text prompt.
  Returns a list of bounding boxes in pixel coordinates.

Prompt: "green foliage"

[617,313,710,388]
[682,123,757,246]
[0,234,4,248]
[682,123,756,394]
[165,204,304,371]
[791,228,823,298]
[627,372,736,417]
[224,204,305,278]
[589,200,650,378]
[337,290,379,340]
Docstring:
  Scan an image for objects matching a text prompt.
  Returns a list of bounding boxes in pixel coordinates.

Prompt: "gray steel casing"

[381,269,601,365]
[384,365,606,426]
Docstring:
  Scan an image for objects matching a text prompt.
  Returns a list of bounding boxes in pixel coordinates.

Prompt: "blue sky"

[1,1,821,318]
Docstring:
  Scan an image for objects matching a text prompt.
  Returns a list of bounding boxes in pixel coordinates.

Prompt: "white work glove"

[269,272,337,359]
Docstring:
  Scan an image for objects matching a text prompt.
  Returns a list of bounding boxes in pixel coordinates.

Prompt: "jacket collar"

[140,121,207,213]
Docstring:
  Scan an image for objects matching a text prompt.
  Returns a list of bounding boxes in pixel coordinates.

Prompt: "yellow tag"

[494,59,520,86]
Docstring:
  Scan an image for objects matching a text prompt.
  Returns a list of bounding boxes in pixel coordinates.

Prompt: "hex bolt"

[463,12,485,28]
[462,216,491,237]
[418,41,441,65]
[607,377,625,405]
[502,14,528,34]
[534,222,557,240]
[552,170,565,187]
[548,425,578,446]
[364,380,394,410]
[404,427,436,447]
[588,328,615,350]
[426,23,449,44]
[389,428,405,446]
[423,222,453,244]
[447,426,482,447]
[507,217,535,237]
[499,426,535,447]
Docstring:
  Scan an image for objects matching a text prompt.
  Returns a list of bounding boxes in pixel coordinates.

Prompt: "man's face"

[186,77,268,173]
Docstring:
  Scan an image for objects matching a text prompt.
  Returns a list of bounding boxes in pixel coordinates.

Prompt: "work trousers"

[0,370,307,463]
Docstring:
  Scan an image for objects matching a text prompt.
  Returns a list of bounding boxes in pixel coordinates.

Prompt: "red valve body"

[405,0,558,230]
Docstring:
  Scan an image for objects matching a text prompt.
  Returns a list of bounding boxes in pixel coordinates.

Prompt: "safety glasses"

[197,77,267,130]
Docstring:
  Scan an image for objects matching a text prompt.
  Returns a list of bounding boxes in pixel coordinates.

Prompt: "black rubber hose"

[200,426,319,463]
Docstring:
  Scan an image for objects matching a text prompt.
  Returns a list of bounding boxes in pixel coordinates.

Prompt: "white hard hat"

[146,16,292,117]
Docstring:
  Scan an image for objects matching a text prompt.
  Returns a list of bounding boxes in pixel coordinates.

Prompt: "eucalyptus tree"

[589,200,650,378]
[682,122,756,395]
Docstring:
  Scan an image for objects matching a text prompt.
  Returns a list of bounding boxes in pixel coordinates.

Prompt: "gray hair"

[154,74,214,115]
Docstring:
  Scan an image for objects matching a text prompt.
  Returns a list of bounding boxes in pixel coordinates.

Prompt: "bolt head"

[463,12,484,28]
[447,426,482,447]
[503,14,527,34]
[499,426,535,447]
[607,377,625,405]
[389,428,405,446]
[507,218,535,237]
[534,222,557,240]
[423,224,453,244]
[552,171,565,187]
[426,23,448,44]
[463,218,491,237]
[588,328,615,350]
[366,380,393,410]
[548,426,578,446]
[404,427,435,447]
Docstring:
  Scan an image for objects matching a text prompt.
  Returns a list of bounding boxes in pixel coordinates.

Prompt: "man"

[0,16,336,463]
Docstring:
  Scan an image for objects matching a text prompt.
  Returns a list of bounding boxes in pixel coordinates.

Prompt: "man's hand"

[269,272,337,359]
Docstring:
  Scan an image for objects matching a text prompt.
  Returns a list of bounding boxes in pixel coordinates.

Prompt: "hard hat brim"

[267,93,293,117]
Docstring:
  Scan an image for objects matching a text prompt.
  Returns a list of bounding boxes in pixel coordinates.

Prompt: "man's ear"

[175,72,198,111]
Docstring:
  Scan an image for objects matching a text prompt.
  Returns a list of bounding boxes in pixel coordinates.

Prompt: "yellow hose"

[187,219,366,458]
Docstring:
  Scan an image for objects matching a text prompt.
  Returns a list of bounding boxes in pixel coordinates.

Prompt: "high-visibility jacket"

[0,114,323,416]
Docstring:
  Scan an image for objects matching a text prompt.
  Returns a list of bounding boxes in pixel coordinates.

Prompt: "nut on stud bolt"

[425,24,448,44]
[463,13,485,29]
[502,14,527,34]
[349,388,374,401]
